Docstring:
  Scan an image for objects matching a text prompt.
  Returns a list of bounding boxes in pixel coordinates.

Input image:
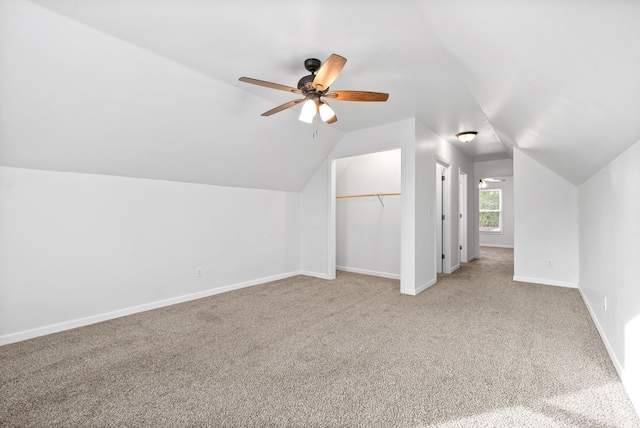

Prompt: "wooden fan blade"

[239,77,302,94]
[312,54,347,91]
[326,90,389,102]
[261,99,304,116]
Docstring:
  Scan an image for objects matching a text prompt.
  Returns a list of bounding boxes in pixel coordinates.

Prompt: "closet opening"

[331,148,402,286]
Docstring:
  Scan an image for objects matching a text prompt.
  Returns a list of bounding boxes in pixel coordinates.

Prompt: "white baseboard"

[579,287,623,373]
[301,271,333,280]
[336,266,400,280]
[0,271,302,346]
[480,244,514,248]
[513,275,578,289]
[403,278,437,296]
[578,286,640,416]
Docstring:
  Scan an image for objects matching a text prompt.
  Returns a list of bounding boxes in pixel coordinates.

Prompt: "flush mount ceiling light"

[456,131,478,143]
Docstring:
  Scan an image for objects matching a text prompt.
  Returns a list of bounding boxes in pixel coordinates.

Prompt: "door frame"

[459,169,468,264]
[435,157,451,274]
[329,141,413,293]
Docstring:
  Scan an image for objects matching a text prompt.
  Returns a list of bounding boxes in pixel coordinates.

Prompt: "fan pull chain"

[313,114,319,138]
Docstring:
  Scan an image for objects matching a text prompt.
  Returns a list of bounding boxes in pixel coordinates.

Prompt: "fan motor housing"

[297,74,315,92]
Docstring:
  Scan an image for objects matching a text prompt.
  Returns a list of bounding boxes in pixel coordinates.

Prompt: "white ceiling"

[1,0,639,190]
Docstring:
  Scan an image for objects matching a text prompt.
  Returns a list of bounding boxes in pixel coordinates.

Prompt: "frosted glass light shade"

[319,102,336,122]
[456,131,478,143]
[299,99,316,123]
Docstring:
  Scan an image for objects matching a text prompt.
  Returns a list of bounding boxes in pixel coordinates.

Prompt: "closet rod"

[336,192,401,199]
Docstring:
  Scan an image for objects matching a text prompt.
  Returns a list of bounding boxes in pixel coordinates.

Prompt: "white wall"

[474,159,514,179]
[415,121,475,276]
[479,176,514,248]
[300,159,332,279]
[301,118,472,296]
[513,149,579,288]
[336,150,402,279]
[300,118,417,292]
[578,139,640,412]
[0,0,342,193]
[0,167,301,345]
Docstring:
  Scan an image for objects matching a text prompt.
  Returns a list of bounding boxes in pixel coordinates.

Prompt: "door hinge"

[442,214,445,220]
[441,175,445,181]
[460,213,462,218]
[460,245,463,250]
[442,254,445,260]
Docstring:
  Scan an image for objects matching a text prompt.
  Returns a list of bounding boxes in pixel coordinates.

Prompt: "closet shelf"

[336,192,401,207]
[336,192,401,199]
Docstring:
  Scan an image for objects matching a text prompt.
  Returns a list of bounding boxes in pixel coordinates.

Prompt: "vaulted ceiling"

[1,0,639,191]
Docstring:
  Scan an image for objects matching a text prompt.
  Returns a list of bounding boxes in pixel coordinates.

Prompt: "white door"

[435,163,446,273]
[459,171,468,263]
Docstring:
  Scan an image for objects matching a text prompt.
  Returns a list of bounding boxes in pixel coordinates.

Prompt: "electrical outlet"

[196,267,203,278]
[547,260,553,267]
[603,296,607,311]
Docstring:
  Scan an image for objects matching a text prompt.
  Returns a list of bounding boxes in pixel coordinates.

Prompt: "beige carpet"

[1,247,638,427]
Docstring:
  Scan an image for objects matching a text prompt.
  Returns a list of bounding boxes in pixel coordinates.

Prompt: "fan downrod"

[298,58,324,92]
[304,58,321,73]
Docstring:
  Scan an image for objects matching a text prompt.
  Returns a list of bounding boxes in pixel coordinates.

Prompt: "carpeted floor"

[1,247,638,427]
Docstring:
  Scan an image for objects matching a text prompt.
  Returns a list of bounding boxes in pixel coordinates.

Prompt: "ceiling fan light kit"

[299,99,316,123]
[239,54,389,125]
[456,131,478,143]
[319,101,336,122]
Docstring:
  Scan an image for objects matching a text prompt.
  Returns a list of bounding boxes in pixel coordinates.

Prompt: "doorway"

[435,159,450,274]
[334,150,402,280]
[459,170,468,264]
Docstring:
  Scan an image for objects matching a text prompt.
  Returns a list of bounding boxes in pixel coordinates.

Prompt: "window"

[479,189,502,233]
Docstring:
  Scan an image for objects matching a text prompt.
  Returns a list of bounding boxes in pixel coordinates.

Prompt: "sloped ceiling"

[1,0,639,191]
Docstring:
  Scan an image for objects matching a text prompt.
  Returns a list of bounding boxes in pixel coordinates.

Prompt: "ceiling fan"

[239,54,388,124]
[479,177,505,188]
